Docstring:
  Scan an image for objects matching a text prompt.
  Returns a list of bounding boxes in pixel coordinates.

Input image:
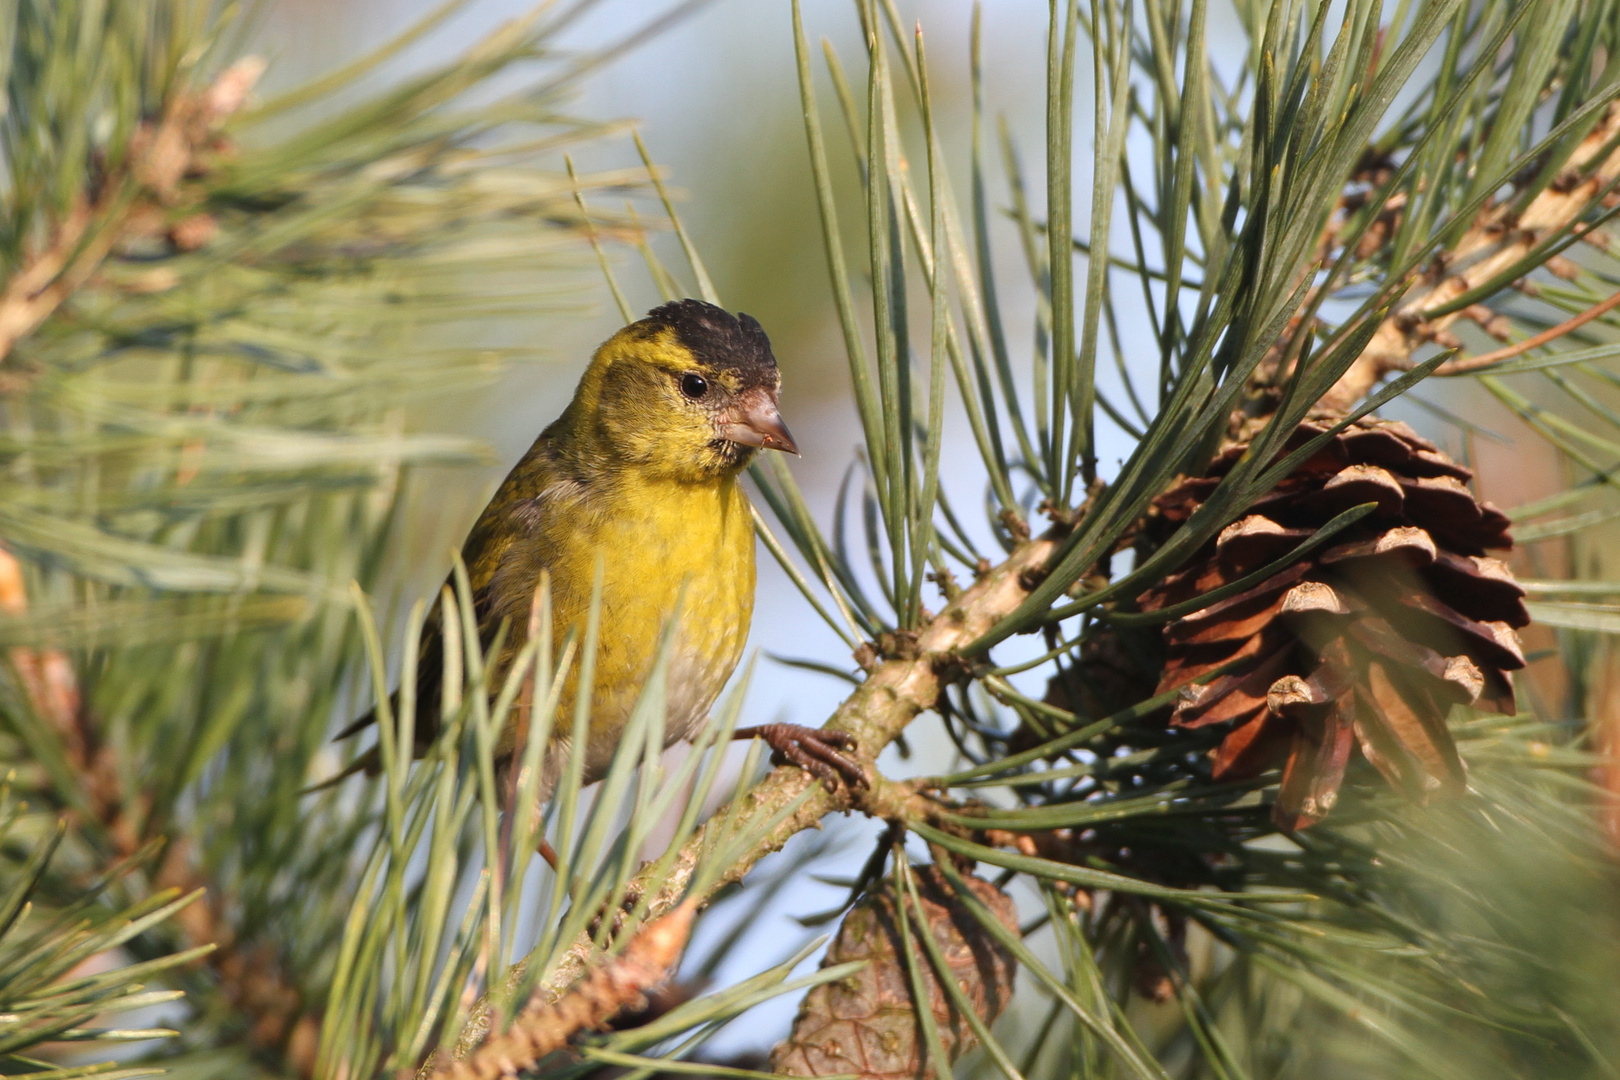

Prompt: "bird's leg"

[538,835,640,946]
[734,724,868,792]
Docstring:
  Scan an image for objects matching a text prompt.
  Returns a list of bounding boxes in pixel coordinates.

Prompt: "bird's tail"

[304,617,445,794]
[299,707,386,795]
[299,746,382,795]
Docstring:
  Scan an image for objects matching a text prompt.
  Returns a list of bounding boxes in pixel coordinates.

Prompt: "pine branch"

[0,57,262,378]
[425,900,698,1080]
[446,533,1059,1063]
[1323,102,1620,410]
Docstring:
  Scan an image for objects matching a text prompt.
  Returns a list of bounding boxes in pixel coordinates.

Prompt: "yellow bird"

[332,300,865,816]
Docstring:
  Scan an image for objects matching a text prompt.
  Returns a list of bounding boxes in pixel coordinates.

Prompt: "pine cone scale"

[1169,563,1311,634]
[1318,525,1437,567]
[1366,660,1466,793]
[1396,593,1525,670]
[1425,552,1527,623]
[1176,646,1292,728]
[1216,517,1315,570]
[1275,700,1356,829]
[1212,711,1291,779]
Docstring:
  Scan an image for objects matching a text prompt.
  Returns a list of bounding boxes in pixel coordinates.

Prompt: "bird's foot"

[586,886,644,944]
[734,724,868,793]
[541,837,642,943]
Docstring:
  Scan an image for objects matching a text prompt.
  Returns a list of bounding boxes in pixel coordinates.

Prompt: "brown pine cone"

[1139,415,1528,831]
[770,866,1018,1080]
[1012,630,1160,756]
[1050,630,1160,720]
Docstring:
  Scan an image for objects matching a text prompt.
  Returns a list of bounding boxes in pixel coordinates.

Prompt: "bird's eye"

[680,373,709,400]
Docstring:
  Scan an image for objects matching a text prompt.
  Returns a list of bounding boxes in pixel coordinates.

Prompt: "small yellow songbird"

[333,300,864,809]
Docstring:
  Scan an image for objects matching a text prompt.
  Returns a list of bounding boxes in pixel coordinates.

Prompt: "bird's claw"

[735,724,869,793]
[586,886,644,944]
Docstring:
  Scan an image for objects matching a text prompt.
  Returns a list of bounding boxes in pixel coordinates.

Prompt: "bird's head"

[572,299,798,481]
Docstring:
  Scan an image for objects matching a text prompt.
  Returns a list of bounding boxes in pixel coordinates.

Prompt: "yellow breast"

[495,471,756,782]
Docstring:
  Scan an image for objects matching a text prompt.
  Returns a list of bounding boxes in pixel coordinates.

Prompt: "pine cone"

[1012,631,1159,755]
[770,866,1018,1080]
[1140,416,1528,830]
[1050,631,1160,721]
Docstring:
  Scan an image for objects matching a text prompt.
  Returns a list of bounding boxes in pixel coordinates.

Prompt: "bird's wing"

[308,590,463,788]
[321,569,513,776]
[313,435,559,786]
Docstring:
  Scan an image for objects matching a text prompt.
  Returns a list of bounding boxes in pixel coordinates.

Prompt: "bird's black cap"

[640,299,779,386]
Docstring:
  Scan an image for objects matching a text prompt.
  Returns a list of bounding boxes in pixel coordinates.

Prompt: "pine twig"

[1322,103,1620,411]
[1435,285,1620,374]
[423,900,697,1080]
[0,57,262,371]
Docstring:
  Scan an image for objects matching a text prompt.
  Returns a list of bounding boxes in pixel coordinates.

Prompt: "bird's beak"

[720,389,800,455]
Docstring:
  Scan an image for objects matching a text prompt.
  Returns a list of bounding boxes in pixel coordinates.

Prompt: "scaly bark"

[426,901,697,1080]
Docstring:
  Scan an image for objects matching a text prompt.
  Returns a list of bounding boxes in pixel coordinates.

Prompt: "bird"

[325,299,866,826]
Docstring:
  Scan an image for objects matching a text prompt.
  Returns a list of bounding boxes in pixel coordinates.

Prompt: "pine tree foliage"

[552,0,1620,1076]
[0,780,205,1080]
[6,0,1620,1079]
[723,0,1620,1076]
[0,1,705,1076]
